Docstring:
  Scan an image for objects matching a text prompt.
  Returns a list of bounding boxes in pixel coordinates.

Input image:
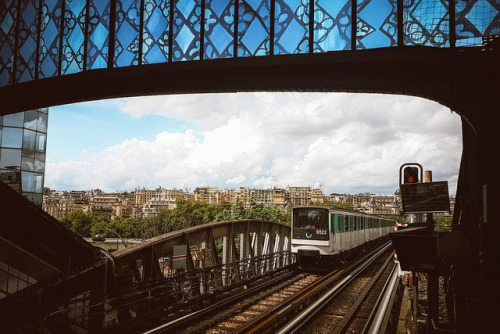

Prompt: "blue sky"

[44,93,463,195]
[47,101,190,163]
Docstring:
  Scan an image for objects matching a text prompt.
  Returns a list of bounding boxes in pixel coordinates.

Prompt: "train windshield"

[293,208,328,229]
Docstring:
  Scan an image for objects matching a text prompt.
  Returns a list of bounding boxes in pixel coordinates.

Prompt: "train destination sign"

[401,181,450,213]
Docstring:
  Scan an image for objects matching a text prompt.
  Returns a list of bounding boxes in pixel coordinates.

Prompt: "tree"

[434,215,452,232]
[230,200,246,220]
[60,210,94,237]
[311,200,354,211]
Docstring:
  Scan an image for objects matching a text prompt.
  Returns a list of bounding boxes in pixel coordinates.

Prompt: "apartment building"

[46,185,455,221]
[194,187,225,205]
[43,190,88,219]
[87,193,135,219]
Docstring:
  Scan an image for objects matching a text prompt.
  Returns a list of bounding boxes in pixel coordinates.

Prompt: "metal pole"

[425,170,439,333]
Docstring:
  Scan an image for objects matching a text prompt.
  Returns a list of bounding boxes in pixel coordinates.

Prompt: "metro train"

[291,206,395,268]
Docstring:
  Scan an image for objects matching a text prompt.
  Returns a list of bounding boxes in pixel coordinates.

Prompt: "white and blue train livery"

[291,206,394,268]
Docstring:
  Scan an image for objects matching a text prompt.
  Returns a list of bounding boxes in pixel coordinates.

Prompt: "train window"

[331,214,339,233]
[293,208,328,229]
[345,215,349,232]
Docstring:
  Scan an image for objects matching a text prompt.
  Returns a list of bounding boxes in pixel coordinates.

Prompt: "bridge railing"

[1,0,498,87]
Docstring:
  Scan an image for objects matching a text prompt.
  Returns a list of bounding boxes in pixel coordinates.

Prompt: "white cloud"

[226,174,247,185]
[46,93,462,195]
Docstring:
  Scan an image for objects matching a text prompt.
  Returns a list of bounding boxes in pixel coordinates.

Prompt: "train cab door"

[335,214,342,253]
[337,214,344,250]
[345,215,351,249]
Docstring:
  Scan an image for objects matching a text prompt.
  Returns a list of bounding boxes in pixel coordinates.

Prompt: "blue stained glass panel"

[16,0,39,83]
[173,0,201,61]
[204,0,235,59]
[357,0,397,49]
[274,0,310,55]
[39,0,63,79]
[238,0,271,56]
[143,0,170,64]
[456,0,500,46]
[403,0,450,47]
[61,0,86,74]
[0,1,17,85]
[115,0,140,67]
[314,0,351,52]
[87,0,111,70]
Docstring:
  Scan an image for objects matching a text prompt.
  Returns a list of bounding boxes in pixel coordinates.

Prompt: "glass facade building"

[0,109,48,206]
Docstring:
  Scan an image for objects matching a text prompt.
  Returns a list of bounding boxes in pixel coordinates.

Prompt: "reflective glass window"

[357,0,397,49]
[33,193,43,205]
[2,128,23,149]
[21,157,35,171]
[35,174,43,193]
[0,1,17,86]
[61,0,87,74]
[0,170,21,190]
[173,0,201,61]
[142,0,171,64]
[0,149,22,169]
[22,172,35,192]
[115,0,141,67]
[403,0,449,47]
[87,0,111,70]
[39,0,63,79]
[0,128,2,146]
[36,133,47,153]
[16,0,40,83]
[274,0,310,55]
[314,0,351,52]
[204,0,235,59]
[4,113,24,127]
[0,115,3,126]
[238,0,271,57]
[24,110,38,130]
[22,129,36,157]
[456,0,500,47]
[37,112,48,133]
[35,153,46,172]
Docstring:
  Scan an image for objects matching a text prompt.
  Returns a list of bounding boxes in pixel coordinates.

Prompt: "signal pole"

[425,169,439,333]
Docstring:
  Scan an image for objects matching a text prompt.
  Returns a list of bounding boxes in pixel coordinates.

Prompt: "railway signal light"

[403,167,419,184]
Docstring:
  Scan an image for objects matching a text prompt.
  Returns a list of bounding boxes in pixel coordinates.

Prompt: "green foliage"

[60,200,292,240]
[60,210,138,238]
[230,200,247,220]
[311,200,354,211]
[60,210,95,237]
[229,200,291,226]
[434,215,453,232]
[137,200,227,239]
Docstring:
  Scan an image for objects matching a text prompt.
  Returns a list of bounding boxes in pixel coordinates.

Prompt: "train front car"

[291,207,332,269]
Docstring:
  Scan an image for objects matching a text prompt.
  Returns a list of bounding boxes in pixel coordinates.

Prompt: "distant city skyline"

[45,92,462,196]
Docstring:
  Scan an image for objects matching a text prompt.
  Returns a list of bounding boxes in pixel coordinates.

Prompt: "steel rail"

[141,268,299,334]
[230,268,343,334]
[333,251,395,333]
[275,242,393,334]
[228,241,392,334]
[362,262,399,334]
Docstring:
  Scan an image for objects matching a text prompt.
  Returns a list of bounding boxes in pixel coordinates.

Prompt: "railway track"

[143,241,395,334]
[279,245,397,333]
